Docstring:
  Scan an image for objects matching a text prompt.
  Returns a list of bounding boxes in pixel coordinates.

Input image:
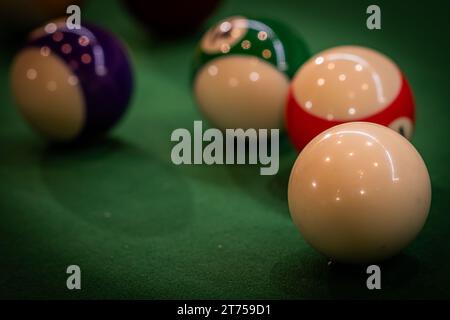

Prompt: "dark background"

[0,0,449,299]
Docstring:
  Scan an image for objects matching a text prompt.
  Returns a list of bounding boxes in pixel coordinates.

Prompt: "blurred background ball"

[0,0,83,38]
[10,20,134,142]
[286,46,415,150]
[192,16,310,130]
[122,0,222,37]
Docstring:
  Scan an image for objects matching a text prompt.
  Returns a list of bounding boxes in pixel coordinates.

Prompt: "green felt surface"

[1,0,450,299]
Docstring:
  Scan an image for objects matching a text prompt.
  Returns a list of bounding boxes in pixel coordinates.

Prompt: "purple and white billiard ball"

[10,20,134,142]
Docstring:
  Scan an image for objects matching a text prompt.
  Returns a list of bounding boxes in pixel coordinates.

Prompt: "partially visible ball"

[122,0,221,37]
[10,20,134,142]
[288,122,431,264]
[192,16,310,130]
[286,46,415,150]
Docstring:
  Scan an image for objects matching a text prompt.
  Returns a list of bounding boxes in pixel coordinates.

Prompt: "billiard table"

[0,0,449,299]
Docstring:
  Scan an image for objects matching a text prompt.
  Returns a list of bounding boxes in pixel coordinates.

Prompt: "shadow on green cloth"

[38,136,194,238]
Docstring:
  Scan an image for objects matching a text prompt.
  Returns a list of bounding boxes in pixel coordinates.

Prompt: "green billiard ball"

[192,16,310,130]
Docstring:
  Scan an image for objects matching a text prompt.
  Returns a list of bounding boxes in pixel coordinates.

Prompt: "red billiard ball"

[286,46,415,151]
[10,20,134,142]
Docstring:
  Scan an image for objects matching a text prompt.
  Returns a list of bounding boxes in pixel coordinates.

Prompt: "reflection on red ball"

[286,46,415,151]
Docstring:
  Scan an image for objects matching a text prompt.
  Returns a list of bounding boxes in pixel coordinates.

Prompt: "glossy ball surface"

[286,46,415,150]
[192,16,310,130]
[10,20,134,142]
[288,122,431,263]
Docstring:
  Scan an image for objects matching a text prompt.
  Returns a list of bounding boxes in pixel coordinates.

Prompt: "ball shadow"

[226,134,298,217]
[38,136,193,239]
[270,249,422,299]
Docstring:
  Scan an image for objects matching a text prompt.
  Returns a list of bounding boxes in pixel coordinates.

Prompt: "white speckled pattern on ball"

[11,48,85,141]
[194,55,290,130]
[292,46,402,121]
[200,16,248,54]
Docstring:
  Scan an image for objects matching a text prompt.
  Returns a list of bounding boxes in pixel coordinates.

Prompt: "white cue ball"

[288,122,431,263]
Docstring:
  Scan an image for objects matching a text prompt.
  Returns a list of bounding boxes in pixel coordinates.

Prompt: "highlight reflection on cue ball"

[288,122,431,264]
[286,46,415,151]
